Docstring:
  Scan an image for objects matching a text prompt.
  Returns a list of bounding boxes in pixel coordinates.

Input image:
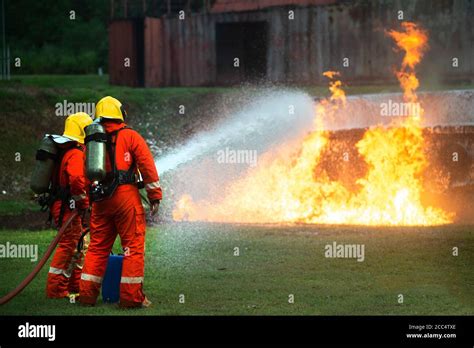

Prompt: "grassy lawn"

[0,223,472,315]
[0,200,37,215]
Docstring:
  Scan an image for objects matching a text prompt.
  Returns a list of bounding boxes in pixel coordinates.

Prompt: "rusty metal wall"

[161,14,217,86]
[144,17,164,87]
[158,10,270,86]
[110,0,474,87]
[109,20,141,87]
[211,0,337,13]
[267,0,474,85]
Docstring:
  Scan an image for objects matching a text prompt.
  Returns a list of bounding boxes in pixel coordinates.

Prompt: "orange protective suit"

[46,144,89,298]
[79,121,162,307]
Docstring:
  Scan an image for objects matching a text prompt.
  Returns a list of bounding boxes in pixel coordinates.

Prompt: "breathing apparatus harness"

[86,126,144,202]
[37,140,83,227]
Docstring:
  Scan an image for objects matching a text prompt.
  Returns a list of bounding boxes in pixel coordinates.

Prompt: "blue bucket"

[102,254,123,303]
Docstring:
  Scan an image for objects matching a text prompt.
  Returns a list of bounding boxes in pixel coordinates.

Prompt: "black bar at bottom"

[0,316,472,345]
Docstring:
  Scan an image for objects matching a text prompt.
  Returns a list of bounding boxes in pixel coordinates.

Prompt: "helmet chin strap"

[100,118,123,124]
[120,105,127,120]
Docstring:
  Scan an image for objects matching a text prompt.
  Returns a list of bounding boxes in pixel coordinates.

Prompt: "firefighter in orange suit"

[79,96,162,308]
[46,112,92,298]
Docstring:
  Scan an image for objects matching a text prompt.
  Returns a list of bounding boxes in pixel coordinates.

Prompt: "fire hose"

[0,192,151,306]
[0,211,79,306]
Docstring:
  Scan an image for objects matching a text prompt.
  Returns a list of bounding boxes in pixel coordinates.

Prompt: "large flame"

[173,22,452,226]
[386,21,429,113]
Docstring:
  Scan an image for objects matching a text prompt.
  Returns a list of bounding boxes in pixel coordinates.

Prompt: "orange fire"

[173,22,452,226]
[386,21,428,111]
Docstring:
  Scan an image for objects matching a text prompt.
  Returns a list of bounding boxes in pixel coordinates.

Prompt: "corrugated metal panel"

[160,14,218,86]
[109,20,140,87]
[144,17,163,87]
[108,0,474,87]
[211,0,337,13]
[162,18,172,85]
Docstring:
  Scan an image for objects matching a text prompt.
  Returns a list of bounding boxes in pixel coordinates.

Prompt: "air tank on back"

[85,122,107,181]
[30,136,58,194]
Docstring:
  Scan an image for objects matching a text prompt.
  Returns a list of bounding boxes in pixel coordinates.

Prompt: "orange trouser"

[46,201,85,298]
[79,185,147,307]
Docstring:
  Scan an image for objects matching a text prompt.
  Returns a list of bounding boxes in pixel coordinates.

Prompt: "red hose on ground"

[0,211,78,305]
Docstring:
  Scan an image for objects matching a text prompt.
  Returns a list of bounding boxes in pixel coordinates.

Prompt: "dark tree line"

[4,0,109,74]
[2,0,216,74]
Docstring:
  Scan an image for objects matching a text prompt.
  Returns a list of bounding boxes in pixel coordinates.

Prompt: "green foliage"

[12,46,102,74]
[5,0,109,74]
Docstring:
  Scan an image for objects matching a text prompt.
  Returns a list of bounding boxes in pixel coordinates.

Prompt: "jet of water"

[156,90,316,175]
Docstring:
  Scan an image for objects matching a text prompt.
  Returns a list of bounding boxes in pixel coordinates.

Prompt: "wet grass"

[0,223,472,315]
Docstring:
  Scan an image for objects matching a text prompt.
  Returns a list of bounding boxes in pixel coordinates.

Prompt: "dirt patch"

[0,211,51,230]
[0,211,161,231]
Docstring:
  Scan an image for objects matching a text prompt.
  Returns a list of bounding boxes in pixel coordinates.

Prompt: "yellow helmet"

[95,96,126,121]
[62,112,93,144]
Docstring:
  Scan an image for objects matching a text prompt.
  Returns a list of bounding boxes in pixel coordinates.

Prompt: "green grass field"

[0,223,472,315]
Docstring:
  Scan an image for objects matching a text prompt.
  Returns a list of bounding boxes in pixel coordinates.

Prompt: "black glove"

[150,200,160,217]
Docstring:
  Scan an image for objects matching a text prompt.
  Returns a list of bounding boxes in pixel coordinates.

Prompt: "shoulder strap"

[51,147,67,189]
[106,126,134,176]
[51,146,74,228]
